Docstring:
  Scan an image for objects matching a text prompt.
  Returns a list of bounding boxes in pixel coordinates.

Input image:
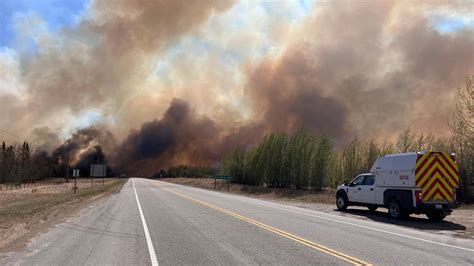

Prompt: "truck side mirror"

[344,180,349,186]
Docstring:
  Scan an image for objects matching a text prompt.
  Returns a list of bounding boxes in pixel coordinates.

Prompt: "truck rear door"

[415,151,459,203]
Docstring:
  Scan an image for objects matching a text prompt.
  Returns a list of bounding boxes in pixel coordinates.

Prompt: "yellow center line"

[156,184,371,266]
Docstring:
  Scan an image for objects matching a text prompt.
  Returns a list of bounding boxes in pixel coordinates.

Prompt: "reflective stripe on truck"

[415,151,459,202]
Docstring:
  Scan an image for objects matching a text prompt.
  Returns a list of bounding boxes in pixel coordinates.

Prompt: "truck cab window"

[351,175,365,186]
[364,175,375,185]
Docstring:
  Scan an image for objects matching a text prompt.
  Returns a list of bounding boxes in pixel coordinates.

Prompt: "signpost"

[73,169,80,177]
[90,164,106,187]
[72,169,80,194]
[212,175,233,191]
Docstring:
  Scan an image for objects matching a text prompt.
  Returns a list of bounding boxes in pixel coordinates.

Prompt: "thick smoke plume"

[1,1,473,175]
[115,98,220,175]
[51,127,115,167]
[245,1,474,141]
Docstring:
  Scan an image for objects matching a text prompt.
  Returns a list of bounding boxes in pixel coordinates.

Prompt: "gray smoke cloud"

[114,98,220,175]
[0,1,472,175]
[244,1,474,142]
[1,0,233,139]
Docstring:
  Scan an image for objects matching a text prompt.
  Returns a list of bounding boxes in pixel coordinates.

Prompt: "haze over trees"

[1,77,473,201]
[216,76,474,201]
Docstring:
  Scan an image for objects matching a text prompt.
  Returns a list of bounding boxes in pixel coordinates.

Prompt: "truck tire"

[336,194,348,210]
[426,211,446,221]
[368,206,377,212]
[388,200,407,219]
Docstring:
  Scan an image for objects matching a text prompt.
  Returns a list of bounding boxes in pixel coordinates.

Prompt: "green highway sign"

[212,175,233,191]
[212,175,233,180]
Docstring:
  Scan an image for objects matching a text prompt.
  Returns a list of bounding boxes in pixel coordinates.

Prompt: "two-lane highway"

[2,178,473,265]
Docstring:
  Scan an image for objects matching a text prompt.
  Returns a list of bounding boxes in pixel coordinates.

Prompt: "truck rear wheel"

[336,195,348,210]
[388,200,407,219]
[426,211,446,221]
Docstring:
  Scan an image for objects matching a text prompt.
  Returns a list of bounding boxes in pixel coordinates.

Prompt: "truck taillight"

[415,191,422,202]
[451,153,456,163]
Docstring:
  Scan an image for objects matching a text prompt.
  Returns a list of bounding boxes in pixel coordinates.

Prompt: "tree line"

[160,122,472,202]
[0,141,113,184]
[153,164,217,178]
[0,142,55,184]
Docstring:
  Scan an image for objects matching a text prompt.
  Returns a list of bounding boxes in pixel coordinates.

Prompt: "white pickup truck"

[335,151,459,221]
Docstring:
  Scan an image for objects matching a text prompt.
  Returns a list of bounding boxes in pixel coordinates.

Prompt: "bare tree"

[396,127,416,153]
[450,77,474,138]
[449,76,474,201]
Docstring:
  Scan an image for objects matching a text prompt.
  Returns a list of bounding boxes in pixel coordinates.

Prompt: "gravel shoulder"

[0,178,127,256]
[160,177,474,239]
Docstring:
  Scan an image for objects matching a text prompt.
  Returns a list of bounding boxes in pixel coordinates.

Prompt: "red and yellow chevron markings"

[415,151,459,202]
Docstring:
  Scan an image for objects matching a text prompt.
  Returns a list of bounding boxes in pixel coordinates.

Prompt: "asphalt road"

[2,178,473,265]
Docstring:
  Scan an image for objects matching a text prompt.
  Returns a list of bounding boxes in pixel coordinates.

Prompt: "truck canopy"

[371,152,418,187]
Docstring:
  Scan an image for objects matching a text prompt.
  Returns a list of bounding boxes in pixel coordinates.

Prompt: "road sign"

[73,169,80,177]
[212,175,233,191]
[90,164,106,177]
[212,175,233,180]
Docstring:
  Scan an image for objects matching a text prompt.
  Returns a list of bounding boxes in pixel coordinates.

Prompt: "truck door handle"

[358,188,361,190]
[370,188,374,191]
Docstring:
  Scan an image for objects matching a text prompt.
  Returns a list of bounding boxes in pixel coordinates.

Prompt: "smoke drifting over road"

[1,1,473,175]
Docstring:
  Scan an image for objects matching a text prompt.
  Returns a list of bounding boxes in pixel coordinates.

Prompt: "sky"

[0,0,473,174]
[0,0,88,46]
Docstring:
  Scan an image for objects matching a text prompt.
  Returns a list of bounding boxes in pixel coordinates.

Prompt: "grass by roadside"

[0,178,127,255]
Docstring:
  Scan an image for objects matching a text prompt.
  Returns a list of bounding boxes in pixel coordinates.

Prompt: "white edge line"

[133,178,159,266]
[161,181,474,253]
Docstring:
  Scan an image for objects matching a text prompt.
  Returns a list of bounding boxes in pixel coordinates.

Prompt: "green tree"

[309,134,332,191]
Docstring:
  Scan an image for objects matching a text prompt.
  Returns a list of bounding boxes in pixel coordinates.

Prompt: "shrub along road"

[1,178,473,265]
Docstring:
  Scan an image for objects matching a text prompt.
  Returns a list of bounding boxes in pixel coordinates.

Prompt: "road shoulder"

[0,178,127,257]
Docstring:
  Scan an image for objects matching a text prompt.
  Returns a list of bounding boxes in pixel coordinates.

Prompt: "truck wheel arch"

[336,189,348,200]
[336,189,349,210]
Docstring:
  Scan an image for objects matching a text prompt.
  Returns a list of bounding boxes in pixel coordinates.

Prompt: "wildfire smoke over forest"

[0,0,473,175]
